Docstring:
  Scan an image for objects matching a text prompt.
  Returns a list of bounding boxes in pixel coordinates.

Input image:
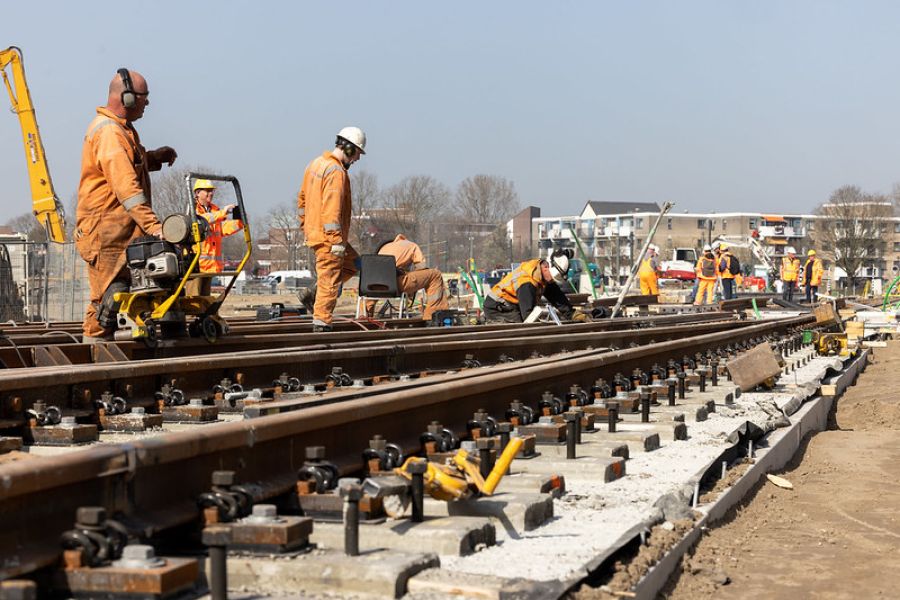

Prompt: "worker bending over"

[364,234,448,320]
[801,249,824,303]
[717,243,739,300]
[75,68,177,343]
[639,244,661,295]
[694,244,718,305]
[185,179,243,296]
[780,247,801,302]
[484,251,575,323]
[298,127,366,332]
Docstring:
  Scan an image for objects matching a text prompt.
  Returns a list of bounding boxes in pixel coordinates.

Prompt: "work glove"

[151,146,178,166]
[330,244,346,257]
[571,310,588,323]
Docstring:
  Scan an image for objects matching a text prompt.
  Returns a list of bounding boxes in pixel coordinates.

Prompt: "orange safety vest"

[491,259,545,304]
[195,202,243,272]
[695,255,717,280]
[719,253,735,280]
[781,257,800,282]
[801,258,824,286]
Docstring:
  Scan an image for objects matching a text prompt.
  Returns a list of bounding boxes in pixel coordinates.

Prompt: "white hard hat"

[336,126,366,154]
[548,253,569,283]
[711,241,721,250]
[649,244,659,253]
[703,244,712,252]
[786,246,796,254]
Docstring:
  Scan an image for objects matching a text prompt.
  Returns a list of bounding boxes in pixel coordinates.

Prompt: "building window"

[667,218,672,230]
[749,218,757,230]
[697,219,707,230]
[636,218,644,229]
[894,242,900,253]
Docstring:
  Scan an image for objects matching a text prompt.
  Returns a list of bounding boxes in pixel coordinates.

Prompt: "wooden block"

[815,303,839,325]
[726,343,783,392]
[820,384,837,396]
[845,321,865,336]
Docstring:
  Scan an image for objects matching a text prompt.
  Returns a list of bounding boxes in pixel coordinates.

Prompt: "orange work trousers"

[82,246,129,339]
[639,274,659,296]
[312,243,359,326]
[365,268,448,320]
[694,278,716,305]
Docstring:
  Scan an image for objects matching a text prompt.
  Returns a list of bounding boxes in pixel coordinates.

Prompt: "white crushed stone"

[441,348,835,582]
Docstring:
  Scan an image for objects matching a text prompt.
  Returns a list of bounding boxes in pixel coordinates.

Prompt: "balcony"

[594,225,632,238]
[758,225,806,239]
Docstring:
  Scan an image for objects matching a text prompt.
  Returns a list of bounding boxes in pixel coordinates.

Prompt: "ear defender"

[118,67,136,108]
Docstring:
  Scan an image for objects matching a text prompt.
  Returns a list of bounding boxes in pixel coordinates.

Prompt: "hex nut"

[211,471,235,486]
[76,506,106,527]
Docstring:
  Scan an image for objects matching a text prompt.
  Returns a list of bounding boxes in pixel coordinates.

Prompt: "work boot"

[312,323,333,333]
[298,285,316,314]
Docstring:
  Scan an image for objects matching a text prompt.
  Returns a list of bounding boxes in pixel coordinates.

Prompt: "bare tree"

[4,212,47,242]
[350,170,381,253]
[379,175,451,242]
[150,165,215,219]
[814,185,892,292]
[456,175,520,224]
[265,202,305,270]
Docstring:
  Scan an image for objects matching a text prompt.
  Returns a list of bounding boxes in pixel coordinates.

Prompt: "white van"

[263,270,314,289]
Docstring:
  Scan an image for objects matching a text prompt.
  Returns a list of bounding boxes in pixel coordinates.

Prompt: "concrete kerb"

[628,349,869,600]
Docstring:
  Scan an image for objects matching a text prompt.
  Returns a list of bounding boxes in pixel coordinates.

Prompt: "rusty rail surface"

[0,316,756,416]
[0,314,813,578]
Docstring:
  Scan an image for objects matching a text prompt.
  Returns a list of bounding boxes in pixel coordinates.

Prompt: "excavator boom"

[1,46,65,242]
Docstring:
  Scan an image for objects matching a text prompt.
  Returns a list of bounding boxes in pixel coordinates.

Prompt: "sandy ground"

[663,339,900,599]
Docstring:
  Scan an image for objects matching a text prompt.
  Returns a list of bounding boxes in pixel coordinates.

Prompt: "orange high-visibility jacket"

[75,107,162,263]
[195,202,243,272]
[491,259,545,304]
[801,258,824,286]
[781,257,800,282]
[297,152,351,247]
[379,234,425,271]
[719,253,735,280]
[695,255,718,281]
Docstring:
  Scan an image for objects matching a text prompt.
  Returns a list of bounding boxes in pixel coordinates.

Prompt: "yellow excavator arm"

[1,46,65,242]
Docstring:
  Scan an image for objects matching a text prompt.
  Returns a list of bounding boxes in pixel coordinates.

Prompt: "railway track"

[0,312,815,586]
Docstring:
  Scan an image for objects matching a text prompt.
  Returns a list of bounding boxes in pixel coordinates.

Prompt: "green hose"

[882,273,900,312]
[751,297,761,320]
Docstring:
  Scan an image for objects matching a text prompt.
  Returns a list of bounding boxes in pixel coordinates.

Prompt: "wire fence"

[0,240,90,323]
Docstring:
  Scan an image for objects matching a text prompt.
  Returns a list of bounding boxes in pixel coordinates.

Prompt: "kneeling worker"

[639,244,662,295]
[365,234,448,320]
[186,179,243,296]
[484,251,576,323]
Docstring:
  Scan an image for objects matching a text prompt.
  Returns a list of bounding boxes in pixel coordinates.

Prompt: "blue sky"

[2,1,900,226]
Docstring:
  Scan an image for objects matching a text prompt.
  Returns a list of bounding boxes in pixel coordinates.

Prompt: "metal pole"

[610,202,674,318]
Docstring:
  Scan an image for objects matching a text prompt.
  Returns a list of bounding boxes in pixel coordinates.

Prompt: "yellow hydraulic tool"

[1,47,66,242]
[815,332,849,357]
[395,436,524,501]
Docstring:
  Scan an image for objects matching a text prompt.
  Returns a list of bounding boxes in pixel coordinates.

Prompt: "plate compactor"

[113,173,251,347]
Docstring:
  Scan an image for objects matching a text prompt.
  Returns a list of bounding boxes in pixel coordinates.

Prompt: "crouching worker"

[484,251,580,323]
[365,234,449,320]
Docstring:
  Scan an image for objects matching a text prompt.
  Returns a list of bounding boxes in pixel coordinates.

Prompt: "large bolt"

[711,360,719,386]
[667,379,676,406]
[476,437,494,479]
[699,370,707,393]
[211,471,235,487]
[640,391,651,423]
[677,372,686,399]
[407,461,428,523]
[369,435,386,451]
[564,413,578,459]
[305,446,326,461]
[339,482,363,556]
[202,526,231,600]
[76,506,106,528]
[607,402,619,433]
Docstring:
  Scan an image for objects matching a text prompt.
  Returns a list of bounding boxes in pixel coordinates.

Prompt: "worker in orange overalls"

[694,244,718,305]
[75,68,177,343]
[298,127,366,332]
[638,244,662,295]
[484,251,576,323]
[185,179,243,296]
[780,247,801,302]
[801,249,824,303]
[364,234,449,320]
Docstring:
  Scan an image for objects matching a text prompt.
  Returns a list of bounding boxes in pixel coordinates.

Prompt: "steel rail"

[0,317,753,414]
[0,314,813,578]
[0,311,733,368]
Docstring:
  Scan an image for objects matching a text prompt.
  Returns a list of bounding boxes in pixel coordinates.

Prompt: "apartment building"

[509,201,900,282]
